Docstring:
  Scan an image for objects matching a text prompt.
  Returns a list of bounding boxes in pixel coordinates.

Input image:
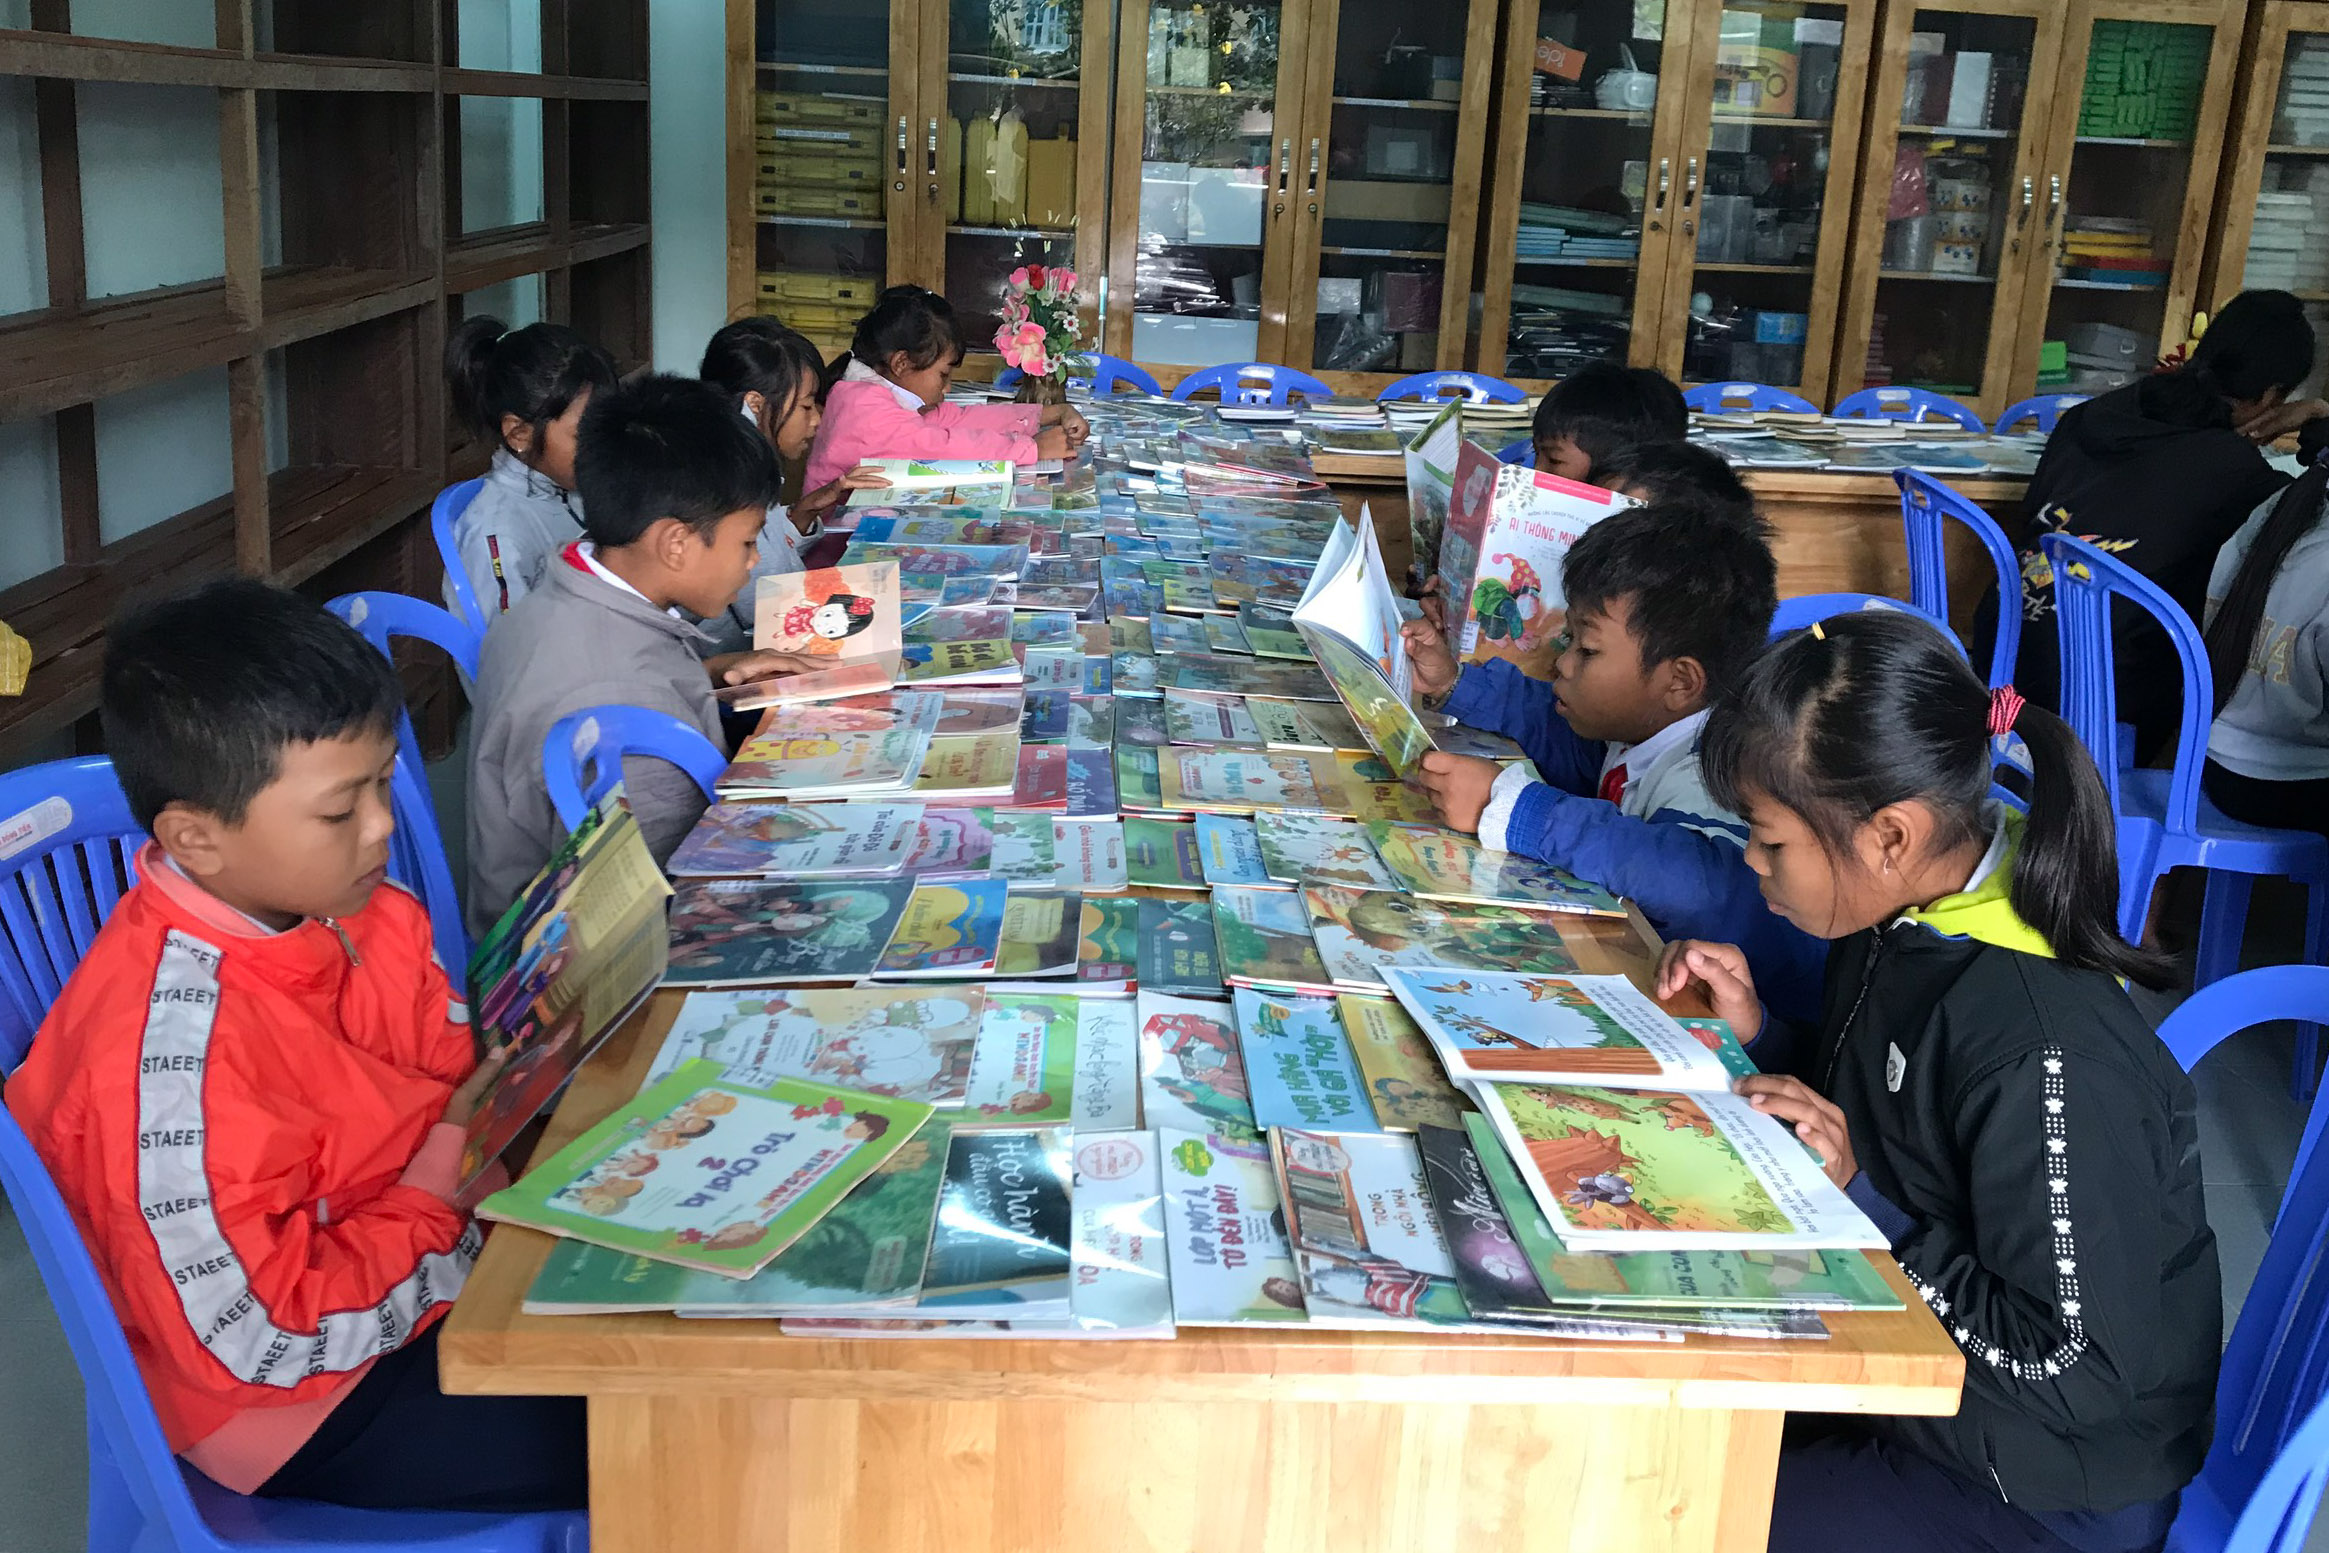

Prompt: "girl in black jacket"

[1659,612,2217,1553]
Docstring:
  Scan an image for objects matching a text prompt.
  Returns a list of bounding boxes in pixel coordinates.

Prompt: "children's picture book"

[1245,696,1366,752]
[1471,1082,1887,1252]
[900,638,1023,688]
[1163,686,1261,747]
[996,890,1085,979]
[1136,897,1222,997]
[1006,743,1070,809]
[1207,551,1316,611]
[1012,609,1080,646]
[1123,816,1205,890]
[928,687,1026,736]
[647,987,983,1105]
[900,806,997,877]
[1157,1129,1307,1325]
[1205,615,1252,655]
[852,456,1018,492]
[919,1127,1074,1318]
[1070,1131,1175,1335]
[1237,603,1312,659]
[1402,399,1461,595]
[662,878,917,986]
[1149,613,1212,655]
[717,694,943,799]
[752,561,905,701]
[1052,817,1129,893]
[990,810,1058,881]
[847,542,1032,584]
[1137,991,1257,1134]
[962,991,1081,1123]
[1019,689,1071,743]
[1077,897,1141,985]
[1111,616,1155,654]
[1303,884,1581,992]
[1438,437,1637,680]
[1113,743,1168,812]
[1335,993,1472,1131]
[478,1061,933,1277]
[1252,811,1397,889]
[913,733,1023,800]
[873,880,1012,978]
[1071,998,1141,1128]
[520,1121,952,1315]
[1366,822,1625,915]
[667,801,923,878]
[1067,693,1115,749]
[1157,749,1349,816]
[1064,746,1117,818]
[1379,968,1748,1089]
[1210,884,1337,995]
[1114,695,1169,747]
[852,512,1045,549]
[1289,515,1435,776]
[1336,754,1440,824]
[1107,650,1161,697]
[1233,989,1378,1133]
[1413,1121,1572,1325]
[1193,812,1274,888]
[1271,1128,1480,1328]
[1158,653,1335,703]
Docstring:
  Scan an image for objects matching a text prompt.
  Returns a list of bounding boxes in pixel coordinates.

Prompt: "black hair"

[101,578,403,833]
[1561,501,1777,699]
[445,315,620,461]
[575,373,783,546]
[2138,290,2316,430]
[1585,440,1757,527]
[1701,610,2171,985]
[699,317,828,429]
[827,285,962,388]
[2206,460,2329,710]
[1533,363,1690,467]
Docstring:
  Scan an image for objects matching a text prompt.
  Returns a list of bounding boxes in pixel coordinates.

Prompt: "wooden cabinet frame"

[2198,1,2329,320]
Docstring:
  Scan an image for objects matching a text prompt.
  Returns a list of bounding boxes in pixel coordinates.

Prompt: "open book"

[748,561,905,704]
[1289,512,1436,778]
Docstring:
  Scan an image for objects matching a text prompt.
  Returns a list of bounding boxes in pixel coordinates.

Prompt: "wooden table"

[440,909,1964,1553]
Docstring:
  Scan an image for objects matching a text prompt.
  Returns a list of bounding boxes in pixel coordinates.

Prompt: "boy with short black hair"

[467,372,794,937]
[6,578,585,1510]
[1406,503,1827,1021]
[1531,362,1690,480]
[1586,438,1757,528]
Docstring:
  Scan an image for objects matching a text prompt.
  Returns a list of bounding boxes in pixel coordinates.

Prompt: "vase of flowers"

[996,263,1083,405]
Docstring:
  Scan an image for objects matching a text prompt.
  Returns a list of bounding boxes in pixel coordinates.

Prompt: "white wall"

[648,0,729,372]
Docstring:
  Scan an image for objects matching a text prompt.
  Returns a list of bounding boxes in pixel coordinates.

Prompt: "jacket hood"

[1899,810,2056,960]
[2065,379,2226,459]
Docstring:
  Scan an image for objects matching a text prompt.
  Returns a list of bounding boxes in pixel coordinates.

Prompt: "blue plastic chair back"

[1895,468,2022,690]
[326,592,480,976]
[1496,436,1534,466]
[1683,381,1819,415]
[2159,967,2329,1230]
[1376,371,1526,405]
[543,705,728,833]
[1769,592,1953,642]
[1832,385,1986,432]
[994,353,1163,398]
[1994,393,2087,435]
[431,477,489,637]
[2201,1389,2329,1553]
[1169,362,1333,406]
[0,757,142,1070]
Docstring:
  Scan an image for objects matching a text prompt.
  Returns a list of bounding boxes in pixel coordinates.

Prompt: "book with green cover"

[1123,816,1205,889]
[1137,897,1221,997]
[1365,822,1624,916]
[1252,812,1397,889]
[1335,993,1471,1130]
[1304,884,1579,992]
[478,1060,934,1277]
[1211,883,1336,995]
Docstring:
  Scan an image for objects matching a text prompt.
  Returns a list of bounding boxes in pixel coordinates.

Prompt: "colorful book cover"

[996,889,1085,979]
[854,456,1017,491]
[1064,747,1118,818]
[1078,897,1141,983]
[844,540,1030,579]
[854,513,1045,548]
[913,733,1021,800]
[1366,822,1625,915]
[1136,898,1222,997]
[1271,1128,1477,1328]
[990,810,1058,881]
[919,1127,1073,1315]
[900,638,1021,686]
[1470,1083,1887,1252]
[1205,615,1253,655]
[1020,646,1084,691]
[1245,696,1365,752]
[1163,687,1261,747]
[930,688,1025,736]
[1157,749,1348,816]
[1379,968,1745,1088]
[1067,694,1115,749]
[1158,654,1335,703]
[663,878,916,986]
[647,987,983,1105]
[1149,613,1211,654]
[1210,884,1336,994]
[1111,616,1155,654]
[1233,988,1377,1133]
[520,1121,952,1314]
[1080,654,1114,698]
[1070,1130,1174,1334]
[1303,884,1581,992]
[1157,1129,1306,1325]
[717,696,943,798]
[1114,696,1169,748]
[1020,689,1072,743]
[1335,993,1472,1130]
[1005,743,1071,810]
[1193,813,1274,888]
[1413,1122,1567,1324]
[478,1061,934,1278]
[904,606,1013,647]
[1109,651,1162,697]
[1288,516,1436,776]
[1237,603,1312,659]
[1438,437,1635,679]
[901,806,996,877]
[750,561,905,700]
[1159,574,1221,615]
[667,801,922,878]
[1207,552,1315,610]
[1052,817,1129,893]
[1136,991,1257,1133]
[1072,998,1141,1128]
[962,991,1082,1123]
[1252,812,1396,889]
[873,880,1011,977]
[1011,609,1079,646]
[1123,816,1205,889]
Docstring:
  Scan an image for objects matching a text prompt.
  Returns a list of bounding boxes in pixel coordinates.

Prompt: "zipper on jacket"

[323,917,361,967]
[1823,924,1889,1091]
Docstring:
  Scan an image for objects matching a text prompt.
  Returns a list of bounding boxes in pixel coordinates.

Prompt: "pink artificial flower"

[1013,321,1046,353]
[1009,266,1031,290]
[1052,268,1078,296]
[1022,347,1050,378]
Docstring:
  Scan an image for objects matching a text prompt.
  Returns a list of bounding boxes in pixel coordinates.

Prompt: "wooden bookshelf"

[0,0,655,761]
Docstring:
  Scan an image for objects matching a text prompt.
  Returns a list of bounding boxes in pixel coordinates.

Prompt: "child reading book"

[5,580,585,1510]
[1403,503,1828,1023]
[1586,438,1757,528]
[443,314,619,619]
[1530,361,1688,481]
[1658,611,2211,1553]
[466,374,801,936]
[805,285,1088,490]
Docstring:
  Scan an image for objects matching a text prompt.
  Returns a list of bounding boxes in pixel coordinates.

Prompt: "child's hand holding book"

[1400,617,1459,701]
[1415,751,1500,832]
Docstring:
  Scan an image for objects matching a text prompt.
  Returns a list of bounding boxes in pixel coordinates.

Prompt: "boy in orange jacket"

[4,579,584,1510]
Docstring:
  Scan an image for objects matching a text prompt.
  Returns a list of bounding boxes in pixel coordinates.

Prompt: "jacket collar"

[547,543,714,646]
[841,357,927,413]
[132,842,366,975]
[486,447,578,510]
[1599,707,1708,792]
[1897,809,2055,959]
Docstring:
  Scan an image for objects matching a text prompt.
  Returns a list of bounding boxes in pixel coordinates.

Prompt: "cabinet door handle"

[1306,137,1321,197]
[897,117,909,175]
[2017,175,2034,228]
[1653,157,1671,213]
[927,118,939,177]
[1278,137,1292,193]
[1682,155,1699,208]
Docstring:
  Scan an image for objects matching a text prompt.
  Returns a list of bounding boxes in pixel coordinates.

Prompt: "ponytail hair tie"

[1810,620,1826,640]
[1988,684,2026,737]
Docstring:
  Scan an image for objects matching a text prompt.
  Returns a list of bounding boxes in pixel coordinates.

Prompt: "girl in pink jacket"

[805,286,1086,490]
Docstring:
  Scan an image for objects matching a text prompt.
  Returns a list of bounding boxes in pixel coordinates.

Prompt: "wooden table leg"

[587,1394,1784,1552]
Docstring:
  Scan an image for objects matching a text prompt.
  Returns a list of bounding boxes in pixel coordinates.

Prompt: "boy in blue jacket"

[1404,502,1828,1023]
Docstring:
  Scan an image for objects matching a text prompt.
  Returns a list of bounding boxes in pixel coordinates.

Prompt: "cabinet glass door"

[1661,0,1875,403]
[922,0,1113,367]
[1104,0,1318,370]
[752,0,922,360]
[1281,0,1498,383]
[1831,3,2061,420]
[2221,11,2329,387]
[1474,0,1692,386]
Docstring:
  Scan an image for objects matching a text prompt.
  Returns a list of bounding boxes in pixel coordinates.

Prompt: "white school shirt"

[1478,708,1717,851]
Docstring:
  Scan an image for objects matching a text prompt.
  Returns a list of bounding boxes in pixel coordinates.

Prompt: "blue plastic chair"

[1994,393,2087,436]
[1769,592,1954,642]
[0,757,142,1070]
[1832,385,1986,432]
[431,477,489,638]
[994,353,1163,398]
[1168,362,1332,406]
[327,592,479,976]
[1683,381,1820,415]
[543,705,727,832]
[1376,371,1526,405]
[2041,533,2329,1075]
[1496,436,1534,466]
[2159,966,2329,1232]
[1896,468,2022,691]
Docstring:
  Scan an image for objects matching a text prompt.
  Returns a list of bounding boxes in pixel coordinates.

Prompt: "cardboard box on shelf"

[1026,132,1077,229]
[1323,180,1453,224]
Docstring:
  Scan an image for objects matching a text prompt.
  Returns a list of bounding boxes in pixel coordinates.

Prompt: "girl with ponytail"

[1658,612,2214,1553]
[2201,454,2329,839]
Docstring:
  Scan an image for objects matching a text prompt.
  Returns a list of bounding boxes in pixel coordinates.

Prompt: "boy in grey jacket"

[465,374,797,938]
